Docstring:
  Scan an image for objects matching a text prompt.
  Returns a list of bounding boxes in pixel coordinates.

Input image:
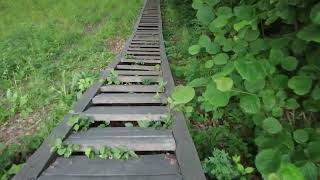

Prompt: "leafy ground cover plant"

[162,0,320,179]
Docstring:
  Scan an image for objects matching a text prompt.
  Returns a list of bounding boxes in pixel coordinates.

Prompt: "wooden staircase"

[14,0,205,179]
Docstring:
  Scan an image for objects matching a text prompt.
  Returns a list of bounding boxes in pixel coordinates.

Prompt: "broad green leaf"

[286,98,300,110]
[288,75,312,95]
[250,39,269,54]
[278,163,304,180]
[303,99,320,112]
[188,77,209,87]
[306,141,320,161]
[310,3,320,25]
[272,106,283,117]
[244,79,265,93]
[206,0,220,6]
[300,161,318,180]
[217,6,232,18]
[311,86,320,100]
[293,129,309,144]
[234,5,254,20]
[214,77,233,92]
[297,25,320,43]
[206,42,220,54]
[233,20,250,31]
[240,95,260,114]
[196,6,214,25]
[260,89,275,110]
[209,16,228,30]
[269,48,284,65]
[198,34,211,48]
[291,39,307,56]
[281,56,298,71]
[205,60,214,68]
[244,29,260,42]
[262,117,282,134]
[188,45,201,55]
[255,149,281,176]
[222,38,233,51]
[192,0,203,9]
[203,82,231,108]
[271,74,288,89]
[235,59,266,82]
[172,85,195,104]
[213,53,228,65]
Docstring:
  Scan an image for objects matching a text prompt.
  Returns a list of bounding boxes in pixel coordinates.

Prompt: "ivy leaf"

[233,20,250,31]
[240,95,260,114]
[188,45,201,55]
[217,6,233,18]
[255,149,281,176]
[281,56,298,71]
[297,25,320,43]
[213,53,229,65]
[288,75,312,95]
[293,129,309,144]
[244,29,260,42]
[250,39,269,54]
[310,3,320,25]
[206,0,220,6]
[214,77,233,92]
[203,82,231,108]
[300,161,318,180]
[262,117,283,134]
[192,0,203,9]
[205,60,214,68]
[197,6,214,25]
[172,85,195,104]
[198,34,211,48]
[260,89,275,111]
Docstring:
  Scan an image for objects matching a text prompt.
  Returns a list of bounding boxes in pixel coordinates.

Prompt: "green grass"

[0,0,143,177]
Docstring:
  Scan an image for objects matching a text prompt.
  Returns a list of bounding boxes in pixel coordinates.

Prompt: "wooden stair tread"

[92,93,167,104]
[100,85,162,92]
[64,127,176,151]
[39,155,181,178]
[82,106,168,121]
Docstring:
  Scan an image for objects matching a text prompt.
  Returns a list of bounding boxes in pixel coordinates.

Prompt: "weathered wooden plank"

[82,106,168,121]
[41,155,180,176]
[127,51,160,55]
[126,55,161,60]
[129,45,160,48]
[117,64,158,71]
[100,85,162,92]
[117,75,162,83]
[39,175,182,180]
[121,59,161,64]
[64,127,176,151]
[92,93,167,104]
[115,70,161,76]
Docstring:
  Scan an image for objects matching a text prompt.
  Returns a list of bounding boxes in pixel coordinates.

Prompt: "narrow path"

[14,0,205,179]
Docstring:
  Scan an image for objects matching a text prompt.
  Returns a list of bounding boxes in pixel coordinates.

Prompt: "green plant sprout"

[107,69,121,85]
[232,155,254,180]
[155,64,161,71]
[50,138,79,158]
[142,78,152,85]
[67,115,93,132]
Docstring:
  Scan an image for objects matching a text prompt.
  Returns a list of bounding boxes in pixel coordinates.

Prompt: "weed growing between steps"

[0,0,144,178]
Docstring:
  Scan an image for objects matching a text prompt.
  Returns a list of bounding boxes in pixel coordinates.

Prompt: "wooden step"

[117,65,158,71]
[82,106,168,121]
[64,128,176,151]
[117,75,161,83]
[128,48,160,52]
[121,59,161,64]
[115,70,161,76]
[100,85,162,92]
[126,51,160,55]
[92,93,167,104]
[39,155,181,180]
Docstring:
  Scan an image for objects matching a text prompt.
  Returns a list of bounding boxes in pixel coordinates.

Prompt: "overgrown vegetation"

[162,0,320,179]
[0,0,143,178]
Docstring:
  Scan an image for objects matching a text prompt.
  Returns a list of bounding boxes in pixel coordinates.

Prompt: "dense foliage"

[163,0,319,179]
[0,0,143,179]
